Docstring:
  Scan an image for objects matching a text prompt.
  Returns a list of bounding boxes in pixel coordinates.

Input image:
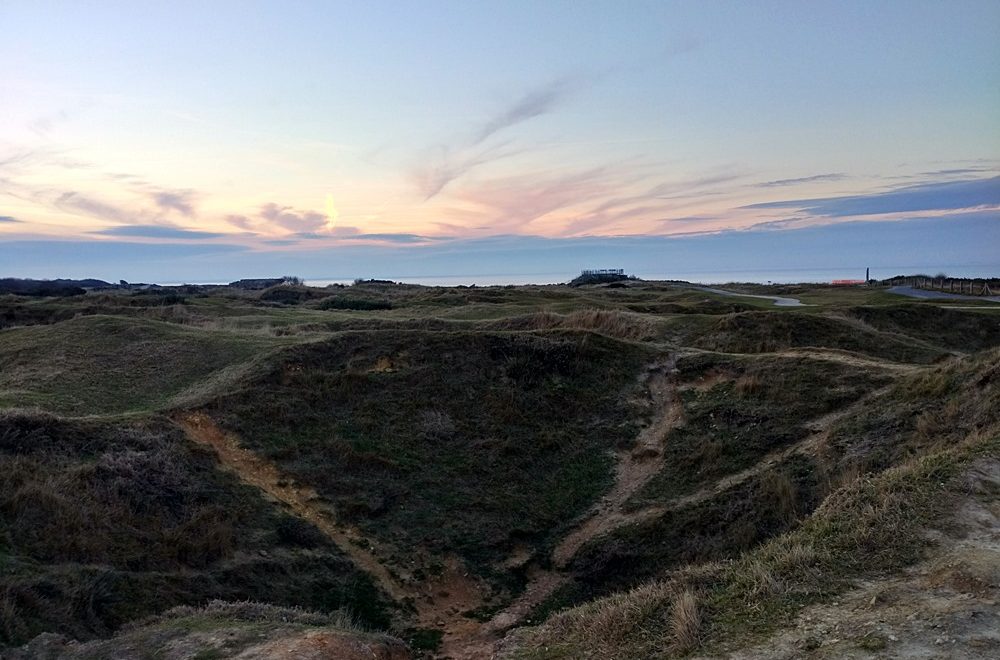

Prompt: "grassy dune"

[0,281,998,657]
[0,316,293,415]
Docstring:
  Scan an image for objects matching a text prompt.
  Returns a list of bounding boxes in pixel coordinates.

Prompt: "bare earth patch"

[175,412,491,660]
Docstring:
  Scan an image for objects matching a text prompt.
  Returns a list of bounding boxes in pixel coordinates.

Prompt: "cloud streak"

[412,78,579,201]
[412,142,520,201]
[473,78,575,145]
[755,173,847,187]
[55,191,133,223]
[745,176,1000,217]
[151,190,196,216]
[93,225,225,239]
[260,203,329,232]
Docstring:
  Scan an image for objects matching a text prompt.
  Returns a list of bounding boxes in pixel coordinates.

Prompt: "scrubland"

[1,280,997,658]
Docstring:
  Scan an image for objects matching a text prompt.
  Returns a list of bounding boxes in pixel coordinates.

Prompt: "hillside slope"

[1,283,998,658]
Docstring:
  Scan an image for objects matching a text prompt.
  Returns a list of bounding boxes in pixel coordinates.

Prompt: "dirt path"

[175,412,493,660]
[684,346,924,373]
[175,349,911,658]
[618,383,897,533]
[476,358,686,636]
[552,358,681,568]
[177,356,687,656]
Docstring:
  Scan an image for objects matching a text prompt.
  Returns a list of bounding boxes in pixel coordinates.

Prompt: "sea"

[302,264,999,287]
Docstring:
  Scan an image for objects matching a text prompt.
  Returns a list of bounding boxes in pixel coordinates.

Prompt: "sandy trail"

[551,357,682,568]
[480,357,686,636]
[176,412,492,660]
[616,383,897,530]
[176,352,891,657]
[682,346,925,373]
[176,357,686,657]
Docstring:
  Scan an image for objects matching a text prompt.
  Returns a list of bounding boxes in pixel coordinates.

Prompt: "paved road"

[692,286,807,307]
[888,285,1000,303]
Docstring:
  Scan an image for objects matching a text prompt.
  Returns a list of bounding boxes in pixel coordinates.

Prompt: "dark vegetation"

[203,330,648,580]
[0,279,110,297]
[0,414,391,647]
[510,348,1000,658]
[628,353,892,506]
[569,452,825,598]
[1,279,998,656]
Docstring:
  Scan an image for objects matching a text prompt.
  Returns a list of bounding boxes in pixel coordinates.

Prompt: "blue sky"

[1,1,998,282]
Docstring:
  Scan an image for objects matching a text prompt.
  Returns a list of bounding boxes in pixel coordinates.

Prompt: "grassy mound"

[202,329,650,580]
[0,316,288,415]
[501,350,1000,658]
[686,310,945,362]
[843,304,1000,352]
[6,600,409,660]
[506,436,998,658]
[0,413,391,646]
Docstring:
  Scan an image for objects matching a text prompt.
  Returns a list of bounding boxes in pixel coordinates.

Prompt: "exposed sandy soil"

[551,357,682,568]
[178,412,410,601]
[235,629,413,660]
[173,351,923,659]
[707,459,1000,660]
[176,413,491,660]
[7,624,412,660]
[175,357,685,658]
[481,357,686,638]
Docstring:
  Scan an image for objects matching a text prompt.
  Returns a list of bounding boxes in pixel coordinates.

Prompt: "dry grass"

[492,309,658,341]
[126,599,359,631]
[504,429,999,659]
[760,471,799,525]
[670,589,701,652]
[544,581,671,655]
[734,372,764,396]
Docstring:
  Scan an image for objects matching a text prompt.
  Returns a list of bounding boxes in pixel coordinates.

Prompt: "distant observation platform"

[580,269,626,276]
[570,268,632,286]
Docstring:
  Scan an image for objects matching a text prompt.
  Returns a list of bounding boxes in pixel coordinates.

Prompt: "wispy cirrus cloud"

[0,215,20,223]
[411,78,581,201]
[755,173,847,187]
[339,232,444,244]
[442,166,623,235]
[412,141,521,201]
[472,78,576,146]
[55,191,134,223]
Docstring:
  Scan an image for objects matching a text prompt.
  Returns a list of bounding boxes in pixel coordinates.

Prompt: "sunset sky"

[2,1,998,282]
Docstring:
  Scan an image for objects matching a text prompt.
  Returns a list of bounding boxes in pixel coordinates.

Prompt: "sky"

[1,1,998,283]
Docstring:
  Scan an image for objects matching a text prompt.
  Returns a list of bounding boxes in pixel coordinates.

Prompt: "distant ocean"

[304,264,999,287]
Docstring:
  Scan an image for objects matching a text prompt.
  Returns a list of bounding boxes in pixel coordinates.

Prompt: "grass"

[2,283,1000,656]
[202,329,650,583]
[508,429,999,659]
[13,600,405,660]
[0,413,392,646]
[682,310,946,362]
[503,349,1000,659]
[627,353,891,507]
[0,315,294,415]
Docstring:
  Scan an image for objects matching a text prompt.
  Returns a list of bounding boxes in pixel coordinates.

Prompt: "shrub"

[317,297,393,311]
